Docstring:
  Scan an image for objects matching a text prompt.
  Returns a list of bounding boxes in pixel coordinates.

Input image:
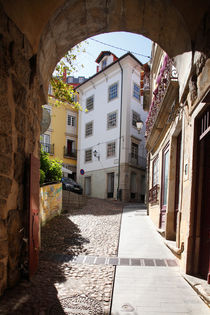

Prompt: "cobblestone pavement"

[0,198,123,315]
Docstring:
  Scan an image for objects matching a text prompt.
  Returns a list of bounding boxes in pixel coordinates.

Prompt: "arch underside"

[38,0,209,88]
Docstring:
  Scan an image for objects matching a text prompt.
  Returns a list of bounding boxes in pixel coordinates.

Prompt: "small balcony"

[40,142,54,155]
[129,154,147,170]
[149,185,159,203]
[63,146,77,159]
[145,55,179,147]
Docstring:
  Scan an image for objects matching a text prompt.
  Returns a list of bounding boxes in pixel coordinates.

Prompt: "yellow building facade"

[41,97,78,179]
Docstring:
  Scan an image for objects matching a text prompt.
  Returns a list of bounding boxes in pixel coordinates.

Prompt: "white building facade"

[76,52,147,202]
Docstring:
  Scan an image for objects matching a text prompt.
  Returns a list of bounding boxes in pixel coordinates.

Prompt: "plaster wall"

[40,183,62,226]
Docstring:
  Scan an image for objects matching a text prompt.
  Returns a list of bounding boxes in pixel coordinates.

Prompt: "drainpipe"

[117,60,123,200]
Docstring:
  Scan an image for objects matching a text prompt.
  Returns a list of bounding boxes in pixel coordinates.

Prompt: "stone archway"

[0,0,210,296]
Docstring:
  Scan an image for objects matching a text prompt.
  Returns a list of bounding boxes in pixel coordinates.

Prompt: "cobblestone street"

[0,198,123,315]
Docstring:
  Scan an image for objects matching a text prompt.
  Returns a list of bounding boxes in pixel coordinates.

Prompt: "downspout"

[117,60,123,200]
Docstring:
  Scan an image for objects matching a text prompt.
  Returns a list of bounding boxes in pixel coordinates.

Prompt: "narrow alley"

[0,199,209,314]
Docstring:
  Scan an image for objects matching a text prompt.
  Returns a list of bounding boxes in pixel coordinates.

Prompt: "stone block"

[0,199,7,220]
[15,107,26,134]
[0,135,12,155]
[14,153,25,184]
[0,240,8,259]
[17,135,25,153]
[0,105,12,135]
[12,74,27,110]
[0,258,7,295]
[7,267,20,288]
[0,219,7,241]
[0,176,12,199]
[0,154,12,176]
[7,210,22,268]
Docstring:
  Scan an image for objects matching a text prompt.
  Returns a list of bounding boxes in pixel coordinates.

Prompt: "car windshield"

[62,178,76,185]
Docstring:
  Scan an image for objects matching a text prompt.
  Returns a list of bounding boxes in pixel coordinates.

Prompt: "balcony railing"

[41,142,54,155]
[145,55,178,138]
[63,146,77,158]
[129,154,147,169]
[149,185,159,203]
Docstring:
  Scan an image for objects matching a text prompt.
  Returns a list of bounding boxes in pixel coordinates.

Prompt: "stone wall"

[0,5,43,295]
[40,183,62,226]
[62,190,87,211]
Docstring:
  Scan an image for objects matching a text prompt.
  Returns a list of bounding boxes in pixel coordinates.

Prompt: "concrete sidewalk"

[111,204,210,315]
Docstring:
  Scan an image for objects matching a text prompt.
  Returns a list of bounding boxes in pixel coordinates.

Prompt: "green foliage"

[40,148,62,185]
[50,43,87,110]
[40,169,45,186]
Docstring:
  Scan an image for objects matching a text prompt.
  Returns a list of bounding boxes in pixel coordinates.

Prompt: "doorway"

[85,176,91,196]
[160,143,170,229]
[174,132,182,232]
[107,173,115,198]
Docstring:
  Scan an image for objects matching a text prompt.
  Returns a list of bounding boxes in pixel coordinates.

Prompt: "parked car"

[61,177,83,194]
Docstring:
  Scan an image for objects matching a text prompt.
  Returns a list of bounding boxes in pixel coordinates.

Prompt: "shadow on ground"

[0,216,88,315]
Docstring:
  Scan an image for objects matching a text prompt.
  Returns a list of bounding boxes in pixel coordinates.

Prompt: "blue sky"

[71,32,152,78]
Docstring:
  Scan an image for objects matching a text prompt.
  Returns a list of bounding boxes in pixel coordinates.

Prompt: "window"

[79,76,85,83]
[152,156,159,187]
[107,111,117,129]
[85,149,92,162]
[108,83,118,101]
[107,142,116,157]
[132,111,140,128]
[86,96,94,111]
[102,59,107,69]
[67,115,76,126]
[67,76,74,83]
[133,83,140,100]
[85,121,93,137]
[131,142,138,159]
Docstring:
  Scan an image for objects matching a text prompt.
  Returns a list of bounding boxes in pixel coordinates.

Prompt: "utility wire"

[89,38,151,59]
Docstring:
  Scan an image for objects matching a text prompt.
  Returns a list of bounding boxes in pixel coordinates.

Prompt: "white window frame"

[133,82,140,101]
[131,142,138,159]
[107,141,116,158]
[108,82,118,101]
[85,149,92,162]
[132,110,140,128]
[67,114,76,127]
[107,111,117,129]
[85,121,93,137]
[86,95,94,111]
[152,155,159,187]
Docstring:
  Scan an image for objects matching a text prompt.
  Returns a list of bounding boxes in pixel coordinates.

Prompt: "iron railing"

[129,154,147,169]
[149,184,159,203]
[40,142,54,155]
[145,55,178,138]
[63,146,77,158]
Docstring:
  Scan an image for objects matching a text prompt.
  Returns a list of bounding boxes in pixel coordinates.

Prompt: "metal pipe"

[117,60,123,200]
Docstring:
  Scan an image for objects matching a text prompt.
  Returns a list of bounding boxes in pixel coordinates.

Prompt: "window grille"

[86,96,94,111]
[85,149,92,162]
[107,111,117,129]
[108,83,118,101]
[85,122,93,136]
[67,115,76,126]
[107,142,116,157]
[133,83,140,100]
[132,111,140,127]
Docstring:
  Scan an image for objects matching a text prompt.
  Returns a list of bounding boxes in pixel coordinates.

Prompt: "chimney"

[96,66,99,73]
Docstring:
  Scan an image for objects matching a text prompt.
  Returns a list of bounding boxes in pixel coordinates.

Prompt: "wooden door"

[160,143,170,229]
[199,134,210,282]
[29,155,40,277]
[174,132,182,232]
